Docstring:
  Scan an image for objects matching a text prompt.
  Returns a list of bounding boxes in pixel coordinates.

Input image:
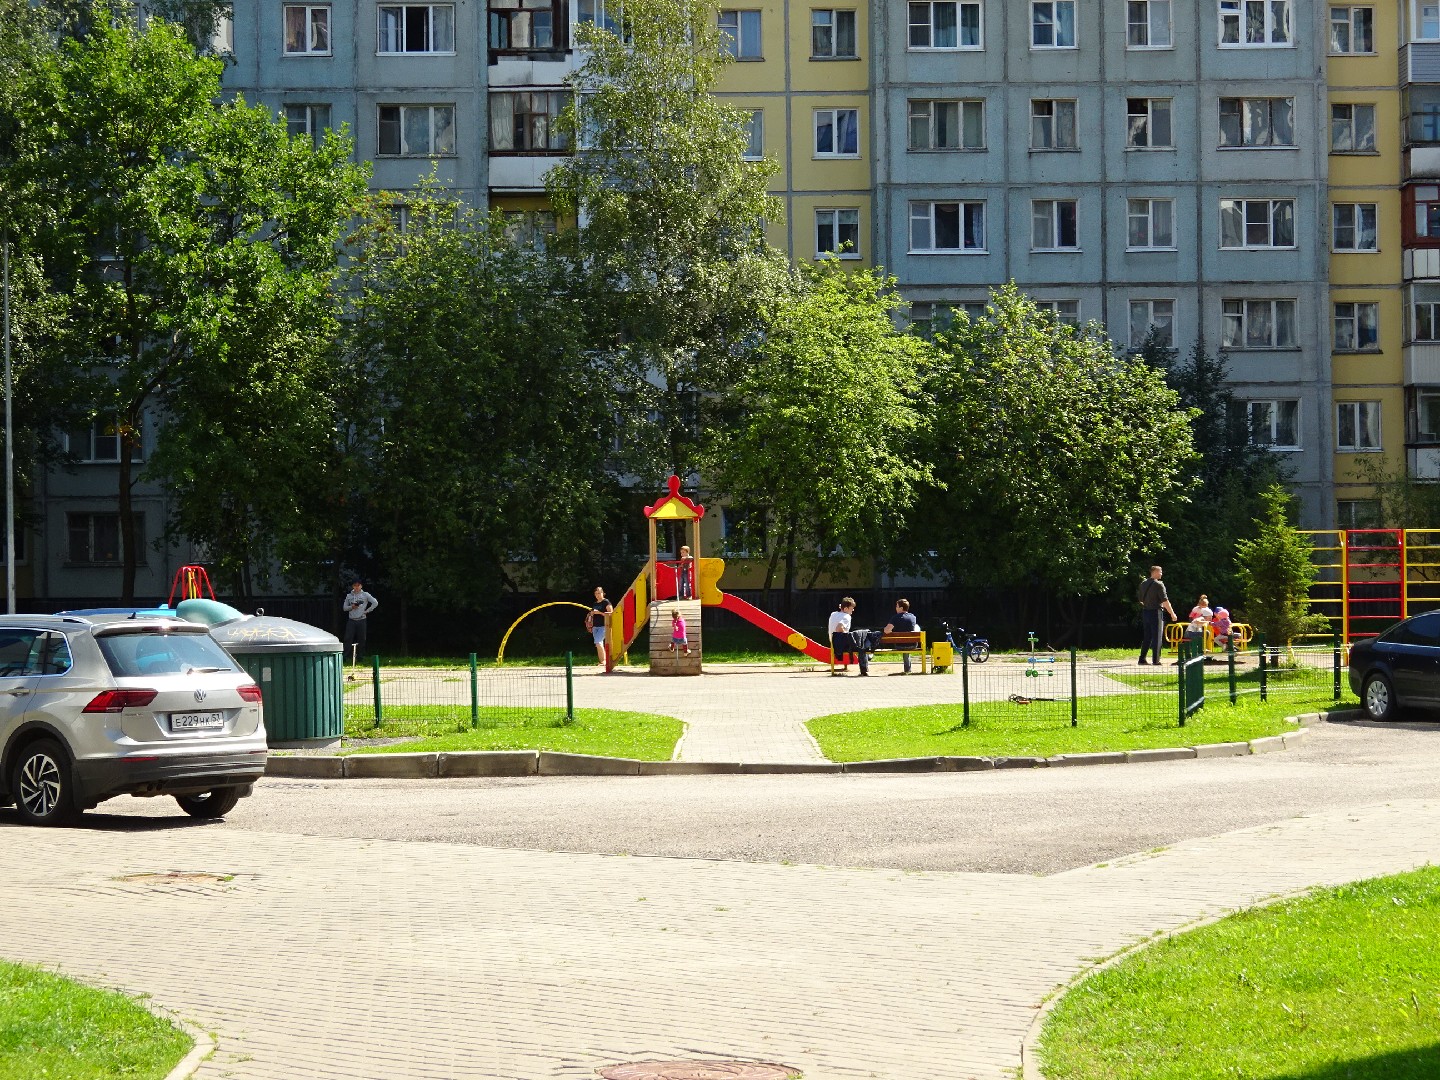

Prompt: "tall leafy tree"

[901,285,1197,603]
[12,3,368,597]
[546,0,790,481]
[702,263,932,607]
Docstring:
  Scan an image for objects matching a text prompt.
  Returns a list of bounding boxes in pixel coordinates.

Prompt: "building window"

[65,419,136,464]
[1128,0,1172,46]
[1337,401,1382,451]
[284,104,331,143]
[1223,298,1297,348]
[1338,499,1382,527]
[816,208,860,257]
[811,9,857,57]
[577,0,622,35]
[378,5,456,53]
[377,104,456,156]
[1031,0,1075,46]
[1035,299,1081,326]
[1129,299,1175,348]
[1416,186,1440,240]
[720,507,766,558]
[909,99,984,150]
[1220,199,1295,248]
[1417,0,1440,40]
[209,7,234,54]
[1246,400,1300,448]
[814,108,859,157]
[719,9,762,58]
[1219,0,1291,46]
[1334,302,1380,350]
[909,201,986,252]
[907,1,982,49]
[1030,99,1077,150]
[489,92,568,152]
[1415,297,1440,340]
[1127,198,1175,249]
[743,110,764,159]
[1331,103,1377,152]
[1032,199,1078,250]
[1331,6,1374,52]
[283,4,331,53]
[1219,98,1295,147]
[67,513,142,566]
[1127,98,1173,149]
[1333,203,1378,251]
[490,0,564,51]
[502,210,557,249]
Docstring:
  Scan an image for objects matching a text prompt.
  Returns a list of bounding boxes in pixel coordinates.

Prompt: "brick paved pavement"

[1,798,1436,1079]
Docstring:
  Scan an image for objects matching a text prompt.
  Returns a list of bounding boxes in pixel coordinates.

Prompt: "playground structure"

[604,476,832,674]
[1304,529,1440,642]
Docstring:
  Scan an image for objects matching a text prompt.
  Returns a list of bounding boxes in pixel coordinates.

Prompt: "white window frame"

[1246,399,1300,449]
[1219,198,1296,249]
[1127,198,1176,250]
[284,103,331,142]
[814,108,860,158]
[1129,299,1176,348]
[1415,0,1440,40]
[815,208,861,258]
[66,418,140,464]
[1223,298,1298,349]
[909,200,987,253]
[1337,499,1382,527]
[377,104,457,157]
[1128,0,1172,48]
[1332,203,1378,252]
[1031,199,1079,251]
[1331,103,1377,152]
[67,512,143,566]
[1031,0,1075,47]
[488,91,568,152]
[1218,97,1296,148]
[1219,0,1292,47]
[1415,298,1440,341]
[377,4,457,54]
[1333,301,1380,351]
[719,9,763,58]
[743,109,764,160]
[1336,401,1382,451]
[811,8,858,58]
[1030,99,1077,150]
[283,4,332,54]
[908,99,985,150]
[209,7,234,54]
[1035,299,1081,326]
[576,0,623,36]
[1127,97,1173,149]
[907,1,983,50]
[1330,5,1375,53]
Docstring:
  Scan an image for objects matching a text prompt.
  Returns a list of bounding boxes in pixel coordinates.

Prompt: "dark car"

[1347,610,1440,721]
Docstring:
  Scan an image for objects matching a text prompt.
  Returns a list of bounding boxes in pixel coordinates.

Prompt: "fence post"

[470,652,479,729]
[565,650,575,722]
[960,638,970,727]
[1069,647,1078,727]
[1333,632,1343,701]
[1258,635,1267,702]
[1228,634,1237,705]
[1177,640,1186,727]
[371,653,383,727]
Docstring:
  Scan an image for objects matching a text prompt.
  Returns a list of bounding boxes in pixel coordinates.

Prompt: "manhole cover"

[115,871,234,885]
[598,1064,799,1080]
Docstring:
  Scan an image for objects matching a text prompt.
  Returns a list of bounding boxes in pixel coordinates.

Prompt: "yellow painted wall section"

[791,5,869,93]
[1332,387,1404,486]
[714,0,787,94]
[791,94,869,190]
[791,193,873,265]
[1328,190,1403,287]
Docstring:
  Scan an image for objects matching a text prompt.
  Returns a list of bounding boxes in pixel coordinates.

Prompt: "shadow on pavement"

[0,809,218,832]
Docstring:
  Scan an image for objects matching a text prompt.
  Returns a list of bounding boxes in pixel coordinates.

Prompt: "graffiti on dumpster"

[226,625,305,643]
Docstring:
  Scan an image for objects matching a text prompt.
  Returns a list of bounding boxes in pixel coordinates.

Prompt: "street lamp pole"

[2,231,14,613]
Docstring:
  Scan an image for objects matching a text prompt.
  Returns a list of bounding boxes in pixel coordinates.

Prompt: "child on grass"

[668,610,691,656]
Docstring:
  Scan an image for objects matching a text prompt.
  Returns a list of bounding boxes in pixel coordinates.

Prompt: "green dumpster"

[180,601,344,748]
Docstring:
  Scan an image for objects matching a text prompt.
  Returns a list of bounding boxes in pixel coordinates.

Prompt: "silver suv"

[0,614,266,825]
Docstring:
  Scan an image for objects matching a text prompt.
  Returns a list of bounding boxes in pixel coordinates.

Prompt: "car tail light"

[238,684,262,703]
[83,689,159,713]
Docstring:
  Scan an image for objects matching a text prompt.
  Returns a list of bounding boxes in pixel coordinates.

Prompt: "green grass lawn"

[339,707,684,760]
[1037,865,1440,1080]
[807,694,1337,761]
[0,961,190,1080]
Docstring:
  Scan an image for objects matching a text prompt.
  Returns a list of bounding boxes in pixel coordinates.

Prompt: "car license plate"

[170,711,226,732]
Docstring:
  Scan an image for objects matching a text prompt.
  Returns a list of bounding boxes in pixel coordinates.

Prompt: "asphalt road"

[74,716,1440,875]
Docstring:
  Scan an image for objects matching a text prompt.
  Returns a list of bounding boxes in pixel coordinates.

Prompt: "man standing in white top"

[827,596,868,676]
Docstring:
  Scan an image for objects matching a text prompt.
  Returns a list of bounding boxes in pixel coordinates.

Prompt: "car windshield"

[97,630,238,677]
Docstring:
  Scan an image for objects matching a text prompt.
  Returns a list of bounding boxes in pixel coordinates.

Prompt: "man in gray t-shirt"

[1137,565,1177,666]
[342,580,379,660]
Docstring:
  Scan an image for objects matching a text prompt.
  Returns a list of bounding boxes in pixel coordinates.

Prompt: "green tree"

[902,285,1197,603]
[1234,484,1331,658]
[702,263,932,606]
[12,3,368,597]
[344,188,620,640]
[546,0,790,481]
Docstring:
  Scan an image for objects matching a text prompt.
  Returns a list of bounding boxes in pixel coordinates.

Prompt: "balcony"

[487,154,563,192]
[1405,342,1440,382]
[1404,247,1440,281]
[1401,42,1440,86]
[1408,447,1440,478]
[1406,146,1440,179]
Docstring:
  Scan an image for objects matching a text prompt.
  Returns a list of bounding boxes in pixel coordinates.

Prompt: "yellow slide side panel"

[697,558,726,606]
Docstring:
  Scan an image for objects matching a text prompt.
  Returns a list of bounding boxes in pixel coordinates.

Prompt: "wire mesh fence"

[342,655,574,739]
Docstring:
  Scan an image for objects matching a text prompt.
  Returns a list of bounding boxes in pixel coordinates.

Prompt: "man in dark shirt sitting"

[878,598,920,674]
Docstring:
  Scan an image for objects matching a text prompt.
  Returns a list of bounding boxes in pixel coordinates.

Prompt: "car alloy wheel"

[12,739,77,825]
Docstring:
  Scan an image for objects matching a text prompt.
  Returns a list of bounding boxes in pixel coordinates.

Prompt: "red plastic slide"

[717,592,831,663]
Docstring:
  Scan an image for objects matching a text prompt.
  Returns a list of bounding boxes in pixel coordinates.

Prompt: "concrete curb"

[263,721,1327,779]
[158,1011,215,1080]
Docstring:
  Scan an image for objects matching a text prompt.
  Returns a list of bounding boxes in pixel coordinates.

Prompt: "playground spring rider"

[1025,631,1056,678]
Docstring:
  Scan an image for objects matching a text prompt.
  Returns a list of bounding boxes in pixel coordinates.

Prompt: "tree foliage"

[1234,484,1331,654]
[901,285,1198,596]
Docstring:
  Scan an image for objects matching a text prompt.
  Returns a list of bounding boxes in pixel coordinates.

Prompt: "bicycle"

[939,621,990,664]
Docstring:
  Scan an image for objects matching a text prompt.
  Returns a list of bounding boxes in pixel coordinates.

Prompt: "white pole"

[2,232,13,614]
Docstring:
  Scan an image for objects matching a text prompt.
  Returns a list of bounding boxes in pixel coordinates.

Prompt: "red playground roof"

[643,474,706,521]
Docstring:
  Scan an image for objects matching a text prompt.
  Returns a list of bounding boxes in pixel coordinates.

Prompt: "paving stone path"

[1,798,1436,1079]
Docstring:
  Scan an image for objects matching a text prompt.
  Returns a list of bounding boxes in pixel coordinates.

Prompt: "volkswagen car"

[0,614,266,825]
[1347,610,1440,722]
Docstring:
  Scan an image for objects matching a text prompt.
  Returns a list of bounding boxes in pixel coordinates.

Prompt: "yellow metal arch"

[497,601,592,665]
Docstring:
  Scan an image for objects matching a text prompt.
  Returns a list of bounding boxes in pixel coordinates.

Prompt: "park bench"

[830,630,930,674]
